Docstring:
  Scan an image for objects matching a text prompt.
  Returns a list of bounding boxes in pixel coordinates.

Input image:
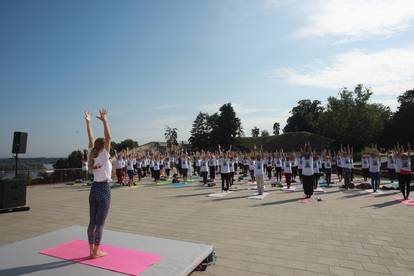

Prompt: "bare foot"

[91,250,108,258]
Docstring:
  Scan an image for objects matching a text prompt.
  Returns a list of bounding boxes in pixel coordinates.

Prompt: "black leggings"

[229,172,235,186]
[249,170,255,182]
[275,167,282,182]
[303,175,314,197]
[88,182,111,245]
[209,166,216,180]
[201,171,208,184]
[399,174,411,199]
[388,169,396,183]
[325,169,332,184]
[266,167,272,180]
[221,173,230,191]
[313,173,320,189]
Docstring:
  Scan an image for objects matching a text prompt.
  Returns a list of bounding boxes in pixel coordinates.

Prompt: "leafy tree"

[251,127,260,137]
[318,85,391,150]
[283,100,324,133]
[111,139,139,152]
[188,113,210,151]
[261,130,270,137]
[54,150,83,169]
[273,122,280,135]
[164,126,178,151]
[382,89,414,145]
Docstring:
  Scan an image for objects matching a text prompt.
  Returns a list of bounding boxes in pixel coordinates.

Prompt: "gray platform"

[0,225,214,276]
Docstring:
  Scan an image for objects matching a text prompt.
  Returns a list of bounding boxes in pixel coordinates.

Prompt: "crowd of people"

[82,109,412,259]
[106,142,412,200]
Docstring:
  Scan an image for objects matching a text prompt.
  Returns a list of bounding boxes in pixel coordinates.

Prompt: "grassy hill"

[236,131,334,152]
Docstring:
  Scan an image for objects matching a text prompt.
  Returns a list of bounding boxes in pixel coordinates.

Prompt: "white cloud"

[293,0,414,40]
[273,46,414,96]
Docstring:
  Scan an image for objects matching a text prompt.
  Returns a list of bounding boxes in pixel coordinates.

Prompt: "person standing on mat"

[218,145,231,192]
[397,143,411,200]
[85,109,112,258]
[254,150,265,195]
[369,146,380,193]
[302,142,314,198]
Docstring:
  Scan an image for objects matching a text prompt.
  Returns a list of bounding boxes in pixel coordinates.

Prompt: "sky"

[1,0,414,158]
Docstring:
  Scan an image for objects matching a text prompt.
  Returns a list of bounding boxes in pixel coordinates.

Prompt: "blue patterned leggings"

[87,181,111,245]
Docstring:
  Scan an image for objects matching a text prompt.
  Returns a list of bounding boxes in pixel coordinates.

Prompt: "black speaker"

[12,132,28,154]
[0,178,27,209]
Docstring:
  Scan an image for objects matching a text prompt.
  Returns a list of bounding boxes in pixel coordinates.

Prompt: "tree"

[188,113,210,151]
[261,130,270,137]
[252,127,260,137]
[273,122,280,135]
[382,89,414,145]
[54,150,83,169]
[111,139,139,152]
[208,103,243,149]
[318,84,391,150]
[283,100,324,133]
[164,126,178,151]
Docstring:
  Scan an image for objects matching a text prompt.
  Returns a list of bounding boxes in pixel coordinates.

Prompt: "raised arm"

[85,111,94,149]
[96,108,112,152]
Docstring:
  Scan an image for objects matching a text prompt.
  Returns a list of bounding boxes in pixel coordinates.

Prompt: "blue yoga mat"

[169,182,192,188]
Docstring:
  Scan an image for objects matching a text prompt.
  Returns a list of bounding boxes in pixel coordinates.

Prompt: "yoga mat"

[0,226,214,276]
[169,182,192,188]
[40,240,163,276]
[314,187,325,193]
[247,192,269,200]
[394,195,406,201]
[282,186,296,192]
[298,198,314,203]
[207,191,232,198]
[402,199,414,206]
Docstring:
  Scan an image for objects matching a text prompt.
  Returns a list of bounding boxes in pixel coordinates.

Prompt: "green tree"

[54,150,83,169]
[252,127,260,137]
[318,85,391,150]
[261,130,270,137]
[283,100,324,133]
[210,103,243,149]
[164,126,178,151]
[273,122,280,135]
[188,112,210,151]
[382,89,414,145]
[111,139,139,152]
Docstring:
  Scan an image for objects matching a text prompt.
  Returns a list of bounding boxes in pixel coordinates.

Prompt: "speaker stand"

[0,206,30,214]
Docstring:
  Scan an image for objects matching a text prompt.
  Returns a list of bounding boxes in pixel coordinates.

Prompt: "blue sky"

[1,0,414,157]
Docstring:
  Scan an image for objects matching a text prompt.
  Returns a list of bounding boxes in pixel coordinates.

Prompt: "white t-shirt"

[313,159,320,173]
[324,160,332,169]
[229,160,235,173]
[361,158,369,169]
[220,158,230,174]
[302,157,314,176]
[298,158,303,169]
[336,158,342,168]
[387,158,396,170]
[200,160,209,172]
[127,159,134,171]
[82,160,88,171]
[274,158,282,168]
[369,157,380,173]
[283,160,292,174]
[254,160,264,176]
[249,160,255,171]
[181,159,189,169]
[342,157,352,169]
[92,149,112,182]
[209,158,216,167]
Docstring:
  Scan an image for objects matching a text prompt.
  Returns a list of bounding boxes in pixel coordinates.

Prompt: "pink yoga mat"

[393,196,414,206]
[40,240,163,275]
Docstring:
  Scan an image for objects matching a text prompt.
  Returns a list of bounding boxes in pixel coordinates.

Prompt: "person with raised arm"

[254,146,265,195]
[342,145,353,190]
[85,109,112,258]
[302,142,314,198]
[369,144,380,192]
[398,143,412,200]
[218,145,231,192]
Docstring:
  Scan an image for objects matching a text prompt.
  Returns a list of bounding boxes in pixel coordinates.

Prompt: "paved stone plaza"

[1,178,414,276]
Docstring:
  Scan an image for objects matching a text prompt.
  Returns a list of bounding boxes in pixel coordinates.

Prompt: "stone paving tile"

[1,177,414,276]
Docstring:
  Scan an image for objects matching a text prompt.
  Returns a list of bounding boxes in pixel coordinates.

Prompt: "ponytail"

[88,148,98,174]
